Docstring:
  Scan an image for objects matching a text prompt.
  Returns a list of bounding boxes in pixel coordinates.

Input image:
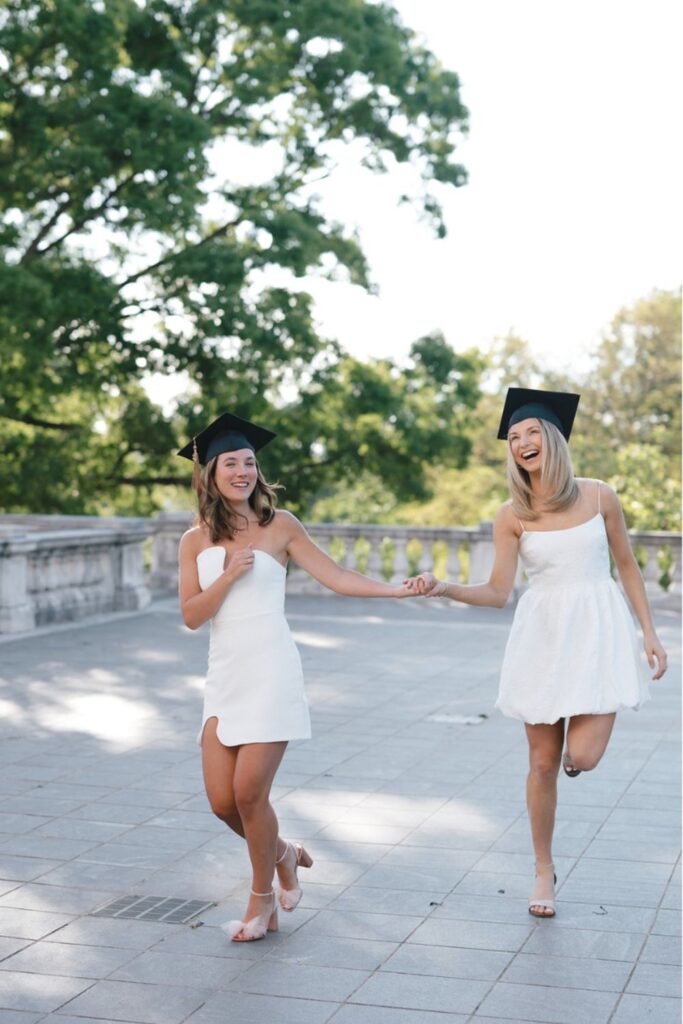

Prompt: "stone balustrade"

[0,518,152,634]
[0,512,680,633]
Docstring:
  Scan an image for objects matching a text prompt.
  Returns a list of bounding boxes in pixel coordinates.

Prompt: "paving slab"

[0,971,93,1013]
[610,993,682,1024]
[0,595,678,1023]
[476,981,619,1023]
[59,978,209,1023]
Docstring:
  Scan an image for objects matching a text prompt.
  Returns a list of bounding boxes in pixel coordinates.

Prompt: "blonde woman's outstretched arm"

[408,504,520,608]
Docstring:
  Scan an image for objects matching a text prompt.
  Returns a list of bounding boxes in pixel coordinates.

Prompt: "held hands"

[644,630,668,680]
[392,579,431,598]
[224,544,255,583]
[402,572,448,598]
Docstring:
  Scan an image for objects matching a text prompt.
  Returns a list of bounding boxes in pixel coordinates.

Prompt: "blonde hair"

[195,455,282,542]
[506,419,579,520]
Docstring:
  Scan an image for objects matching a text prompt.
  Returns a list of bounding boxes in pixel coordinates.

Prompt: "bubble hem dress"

[196,547,311,746]
[496,512,650,725]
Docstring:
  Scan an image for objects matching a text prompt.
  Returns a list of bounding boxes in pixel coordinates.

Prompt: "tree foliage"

[0,0,470,513]
[574,289,681,478]
[314,291,681,532]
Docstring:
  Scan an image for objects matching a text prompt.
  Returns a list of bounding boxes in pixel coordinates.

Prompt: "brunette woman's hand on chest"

[223,545,255,583]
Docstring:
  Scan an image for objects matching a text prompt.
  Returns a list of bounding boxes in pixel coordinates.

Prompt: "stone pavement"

[0,594,679,1024]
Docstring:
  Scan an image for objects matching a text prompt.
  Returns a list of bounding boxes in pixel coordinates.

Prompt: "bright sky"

[147,0,681,409]
[300,0,681,372]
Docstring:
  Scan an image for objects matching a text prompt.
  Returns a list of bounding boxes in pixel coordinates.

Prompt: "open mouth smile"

[521,450,539,462]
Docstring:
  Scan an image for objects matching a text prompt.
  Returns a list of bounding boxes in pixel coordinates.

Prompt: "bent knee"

[569,751,601,772]
[207,796,238,820]
[234,784,268,816]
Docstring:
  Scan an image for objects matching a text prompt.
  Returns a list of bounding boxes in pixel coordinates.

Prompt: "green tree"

[608,444,681,532]
[571,289,681,529]
[576,288,681,472]
[0,0,470,513]
[388,296,681,532]
[279,332,483,512]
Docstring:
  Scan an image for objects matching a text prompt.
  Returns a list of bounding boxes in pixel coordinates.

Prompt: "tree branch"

[24,171,138,261]
[186,50,214,107]
[117,215,242,289]
[114,475,188,486]
[20,193,74,262]
[0,411,82,431]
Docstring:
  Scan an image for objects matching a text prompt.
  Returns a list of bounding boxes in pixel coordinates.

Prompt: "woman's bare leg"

[565,712,616,772]
[525,720,564,915]
[201,720,295,892]
[233,740,287,930]
[201,717,246,836]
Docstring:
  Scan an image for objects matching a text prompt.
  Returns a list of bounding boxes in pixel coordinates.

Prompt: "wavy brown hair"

[506,418,579,520]
[195,456,282,542]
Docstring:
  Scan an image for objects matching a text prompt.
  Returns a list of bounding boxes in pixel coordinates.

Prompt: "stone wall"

[0,513,680,633]
[0,519,152,633]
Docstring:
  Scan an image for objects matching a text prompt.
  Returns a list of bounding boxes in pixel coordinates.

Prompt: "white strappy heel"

[528,862,557,918]
[222,890,278,941]
[275,841,314,912]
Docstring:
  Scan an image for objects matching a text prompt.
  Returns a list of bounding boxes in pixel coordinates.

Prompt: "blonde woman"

[410,388,667,918]
[177,413,413,942]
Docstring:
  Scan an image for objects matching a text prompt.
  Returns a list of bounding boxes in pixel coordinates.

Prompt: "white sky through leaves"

[147,0,681,409]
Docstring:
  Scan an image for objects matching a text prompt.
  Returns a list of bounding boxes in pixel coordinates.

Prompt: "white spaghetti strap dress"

[196,547,311,746]
[496,487,650,725]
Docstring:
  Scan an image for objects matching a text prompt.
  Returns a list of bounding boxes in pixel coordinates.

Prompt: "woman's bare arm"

[601,483,667,678]
[412,505,520,607]
[284,513,412,598]
[178,531,255,629]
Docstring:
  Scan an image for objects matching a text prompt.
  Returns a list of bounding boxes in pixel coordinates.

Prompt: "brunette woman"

[177,413,412,940]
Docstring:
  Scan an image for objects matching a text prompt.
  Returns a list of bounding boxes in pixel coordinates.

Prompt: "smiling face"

[508,417,544,472]
[212,448,258,502]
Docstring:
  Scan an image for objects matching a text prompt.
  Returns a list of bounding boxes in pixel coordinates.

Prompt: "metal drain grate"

[91,895,214,924]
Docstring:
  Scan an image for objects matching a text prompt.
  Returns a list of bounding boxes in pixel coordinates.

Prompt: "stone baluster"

[345,535,360,572]
[444,541,462,585]
[409,538,427,577]
[391,536,411,584]
[640,543,663,599]
[365,533,384,579]
[44,553,60,622]
[668,545,682,607]
[468,521,495,585]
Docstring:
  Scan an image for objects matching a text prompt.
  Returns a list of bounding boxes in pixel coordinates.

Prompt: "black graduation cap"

[497,387,580,441]
[177,413,276,466]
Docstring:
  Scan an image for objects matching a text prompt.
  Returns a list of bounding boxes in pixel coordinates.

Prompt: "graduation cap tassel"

[192,437,201,493]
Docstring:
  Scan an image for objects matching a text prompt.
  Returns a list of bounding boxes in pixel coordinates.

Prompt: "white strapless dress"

[496,514,650,725]
[196,548,311,746]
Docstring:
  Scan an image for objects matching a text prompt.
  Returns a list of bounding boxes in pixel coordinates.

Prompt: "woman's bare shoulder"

[497,499,516,520]
[271,508,303,535]
[576,477,618,505]
[576,475,610,489]
[179,524,208,555]
[494,501,520,533]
